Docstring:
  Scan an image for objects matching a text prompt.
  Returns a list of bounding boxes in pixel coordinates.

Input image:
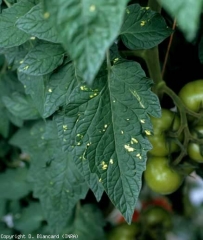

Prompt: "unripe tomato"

[141,206,172,230]
[188,125,203,163]
[107,222,140,240]
[179,80,203,112]
[148,109,181,157]
[144,156,184,195]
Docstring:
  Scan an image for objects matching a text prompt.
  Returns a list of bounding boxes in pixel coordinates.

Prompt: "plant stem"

[3,0,11,7]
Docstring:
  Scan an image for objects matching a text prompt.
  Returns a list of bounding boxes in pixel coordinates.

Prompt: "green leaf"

[43,62,77,118]
[0,199,6,219]
[158,0,203,41]
[18,41,65,76]
[0,168,31,200]
[0,105,10,138]
[55,60,161,222]
[14,202,44,234]
[18,72,45,117]
[45,0,129,85]
[198,35,203,64]
[0,0,36,48]
[16,3,60,43]
[120,4,172,50]
[3,92,41,120]
[10,121,89,233]
[65,204,105,240]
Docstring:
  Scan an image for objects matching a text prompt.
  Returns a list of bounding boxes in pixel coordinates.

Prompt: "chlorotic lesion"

[145,130,151,135]
[101,161,108,170]
[124,144,135,152]
[131,137,138,144]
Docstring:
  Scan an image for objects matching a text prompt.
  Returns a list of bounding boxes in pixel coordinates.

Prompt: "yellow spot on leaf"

[30,36,35,40]
[126,119,129,121]
[140,21,146,26]
[110,159,113,164]
[113,100,116,103]
[113,58,119,64]
[43,12,50,19]
[121,130,124,134]
[145,130,151,135]
[136,153,142,159]
[63,125,68,130]
[99,178,102,182]
[146,7,150,10]
[48,88,52,93]
[124,144,135,152]
[126,9,130,14]
[80,85,89,91]
[131,138,138,144]
[101,161,108,170]
[23,65,29,70]
[140,119,145,123]
[104,124,108,128]
[20,60,24,64]
[89,5,96,12]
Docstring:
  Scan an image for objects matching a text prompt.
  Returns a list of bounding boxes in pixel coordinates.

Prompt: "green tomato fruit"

[179,79,203,113]
[148,108,181,157]
[144,156,184,195]
[107,222,140,240]
[141,206,172,230]
[188,125,203,163]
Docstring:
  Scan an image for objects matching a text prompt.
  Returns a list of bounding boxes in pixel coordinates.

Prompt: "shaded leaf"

[16,3,60,43]
[0,0,36,48]
[198,35,203,64]
[45,0,129,84]
[158,0,203,41]
[10,121,89,233]
[120,4,172,50]
[3,92,40,120]
[18,41,65,76]
[0,168,31,200]
[14,202,44,234]
[55,60,161,222]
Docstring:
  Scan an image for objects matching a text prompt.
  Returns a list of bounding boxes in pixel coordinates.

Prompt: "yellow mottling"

[140,21,146,26]
[23,65,29,70]
[20,60,24,64]
[89,5,96,12]
[145,130,151,136]
[131,138,138,144]
[124,144,135,152]
[113,58,119,64]
[121,130,124,134]
[110,159,113,164]
[136,153,142,159]
[126,9,130,14]
[48,88,52,93]
[99,178,102,182]
[30,36,35,40]
[43,12,50,19]
[63,125,68,130]
[80,85,88,91]
[140,119,145,123]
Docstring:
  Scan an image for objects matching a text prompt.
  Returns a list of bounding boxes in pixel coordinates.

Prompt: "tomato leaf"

[120,4,172,50]
[55,60,161,222]
[45,0,129,85]
[16,3,60,43]
[158,0,203,41]
[18,41,65,76]
[198,35,203,64]
[0,0,37,48]
[65,204,105,240]
[10,121,89,233]
[0,168,31,200]
[3,92,40,120]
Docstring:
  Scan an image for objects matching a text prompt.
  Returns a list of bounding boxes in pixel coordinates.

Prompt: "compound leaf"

[120,4,172,50]
[0,168,31,200]
[45,0,129,85]
[0,0,36,48]
[18,41,65,76]
[16,3,60,43]
[55,60,161,222]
